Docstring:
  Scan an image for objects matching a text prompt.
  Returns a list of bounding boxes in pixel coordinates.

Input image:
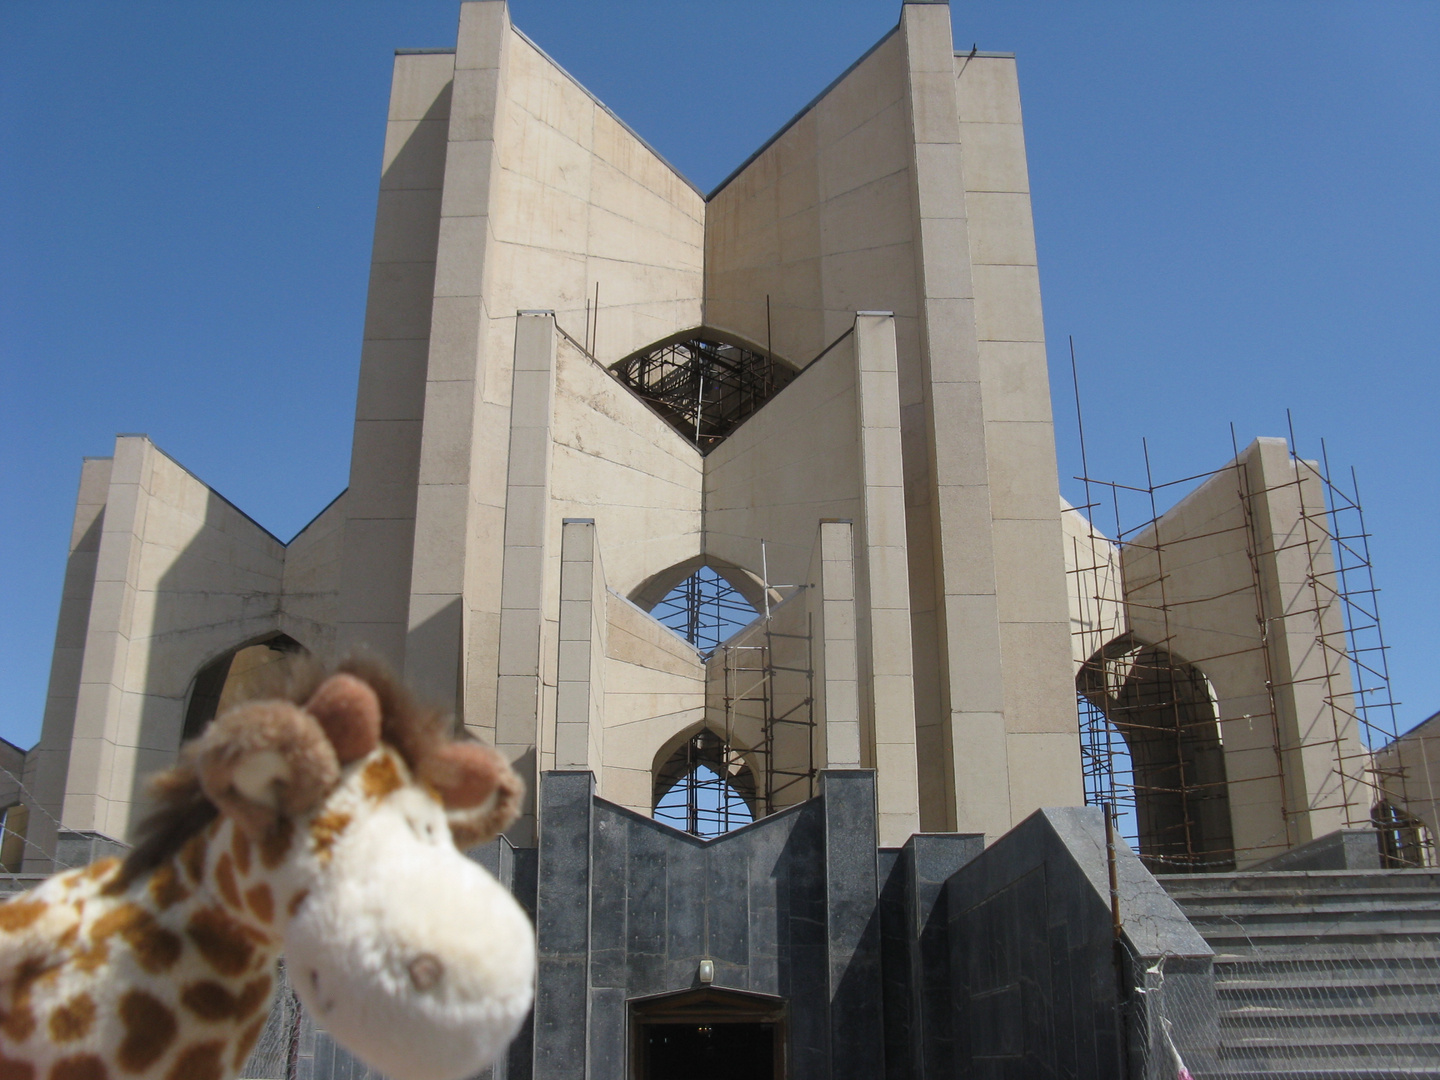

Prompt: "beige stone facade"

[12,1,1394,873]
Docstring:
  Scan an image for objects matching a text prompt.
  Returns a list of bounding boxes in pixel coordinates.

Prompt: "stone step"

[1161,869,1440,1077]
[1172,891,1440,917]
[1183,910,1440,935]
[1197,1068,1440,1080]
[1198,929,1440,954]
[1158,870,1440,896]
[1214,950,1440,972]
[1218,980,1440,1010]
[1218,1005,1440,1034]
[1216,1033,1440,1061]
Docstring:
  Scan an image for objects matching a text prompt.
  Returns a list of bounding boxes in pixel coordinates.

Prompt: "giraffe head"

[136,658,534,1080]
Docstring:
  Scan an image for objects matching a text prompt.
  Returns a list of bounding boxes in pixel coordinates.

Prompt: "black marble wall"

[878,834,986,1080]
[530,770,886,1080]
[944,806,1214,1080]
[239,779,1212,1080]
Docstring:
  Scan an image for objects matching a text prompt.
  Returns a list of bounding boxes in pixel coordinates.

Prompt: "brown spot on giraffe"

[147,863,190,910]
[116,989,177,1072]
[185,906,266,977]
[309,809,352,861]
[231,826,252,875]
[213,852,242,910]
[89,903,181,973]
[69,939,109,974]
[179,974,271,1022]
[245,882,274,923]
[46,1056,107,1080]
[234,1015,268,1069]
[165,1041,225,1080]
[258,817,293,870]
[0,999,35,1042]
[0,901,48,933]
[287,889,310,918]
[180,832,209,884]
[0,1048,35,1080]
[361,754,404,801]
[46,994,96,1042]
[178,980,236,1022]
[2,956,51,1041]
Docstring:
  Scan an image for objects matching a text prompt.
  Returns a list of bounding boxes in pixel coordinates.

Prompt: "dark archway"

[1078,635,1235,871]
[630,986,786,1080]
[611,330,798,453]
[653,728,757,838]
[181,632,306,744]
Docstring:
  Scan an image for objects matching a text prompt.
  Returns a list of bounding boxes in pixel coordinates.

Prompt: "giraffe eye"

[406,814,438,842]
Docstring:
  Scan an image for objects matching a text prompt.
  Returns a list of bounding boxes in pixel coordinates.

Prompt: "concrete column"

[1248,438,1366,844]
[495,311,559,844]
[555,519,606,784]
[899,2,1010,839]
[64,437,153,836]
[338,49,455,668]
[27,456,112,867]
[854,312,921,845]
[406,0,511,719]
[955,49,1082,823]
[813,520,862,770]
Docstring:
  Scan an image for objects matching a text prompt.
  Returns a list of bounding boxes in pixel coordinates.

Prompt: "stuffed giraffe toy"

[0,659,535,1080]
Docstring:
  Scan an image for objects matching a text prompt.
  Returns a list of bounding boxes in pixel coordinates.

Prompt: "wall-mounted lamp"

[698,959,714,984]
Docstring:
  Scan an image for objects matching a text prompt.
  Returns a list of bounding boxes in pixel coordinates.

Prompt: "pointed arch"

[652,724,759,838]
[630,553,769,615]
[630,556,768,655]
[609,328,798,452]
[1078,633,1235,871]
[181,631,308,744]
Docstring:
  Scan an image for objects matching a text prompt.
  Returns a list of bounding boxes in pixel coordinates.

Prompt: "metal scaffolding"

[650,552,817,838]
[610,336,796,453]
[1069,348,1421,870]
[651,565,759,655]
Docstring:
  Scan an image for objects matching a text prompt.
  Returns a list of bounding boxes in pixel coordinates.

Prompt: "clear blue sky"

[3,1,1437,752]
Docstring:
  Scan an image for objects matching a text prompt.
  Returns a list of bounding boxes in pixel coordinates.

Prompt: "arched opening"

[1373,801,1435,868]
[181,632,307,744]
[653,728,757,839]
[1078,635,1235,871]
[630,986,786,1080]
[611,330,798,453]
[649,565,761,656]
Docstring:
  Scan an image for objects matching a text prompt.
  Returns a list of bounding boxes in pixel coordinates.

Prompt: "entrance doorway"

[630,986,786,1080]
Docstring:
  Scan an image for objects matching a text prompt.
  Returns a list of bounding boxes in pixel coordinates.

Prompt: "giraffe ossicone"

[0,660,535,1080]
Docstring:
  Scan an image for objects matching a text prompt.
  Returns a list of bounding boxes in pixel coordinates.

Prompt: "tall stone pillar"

[494,311,559,843]
[854,312,922,844]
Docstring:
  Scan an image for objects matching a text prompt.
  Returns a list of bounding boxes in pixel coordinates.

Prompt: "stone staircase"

[1159,869,1440,1079]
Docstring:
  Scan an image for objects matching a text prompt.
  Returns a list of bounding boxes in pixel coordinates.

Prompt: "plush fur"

[0,661,534,1080]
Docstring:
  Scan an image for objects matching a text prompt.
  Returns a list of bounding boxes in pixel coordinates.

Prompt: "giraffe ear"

[416,741,524,849]
[304,673,382,764]
[195,700,341,838]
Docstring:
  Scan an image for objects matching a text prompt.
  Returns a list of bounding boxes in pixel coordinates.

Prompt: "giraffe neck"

[0,814,306,1079]
[136,814,298,1071]
[91,813,306,1074]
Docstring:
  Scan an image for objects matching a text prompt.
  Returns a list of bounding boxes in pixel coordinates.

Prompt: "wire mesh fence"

[1139,868,1440,1080]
